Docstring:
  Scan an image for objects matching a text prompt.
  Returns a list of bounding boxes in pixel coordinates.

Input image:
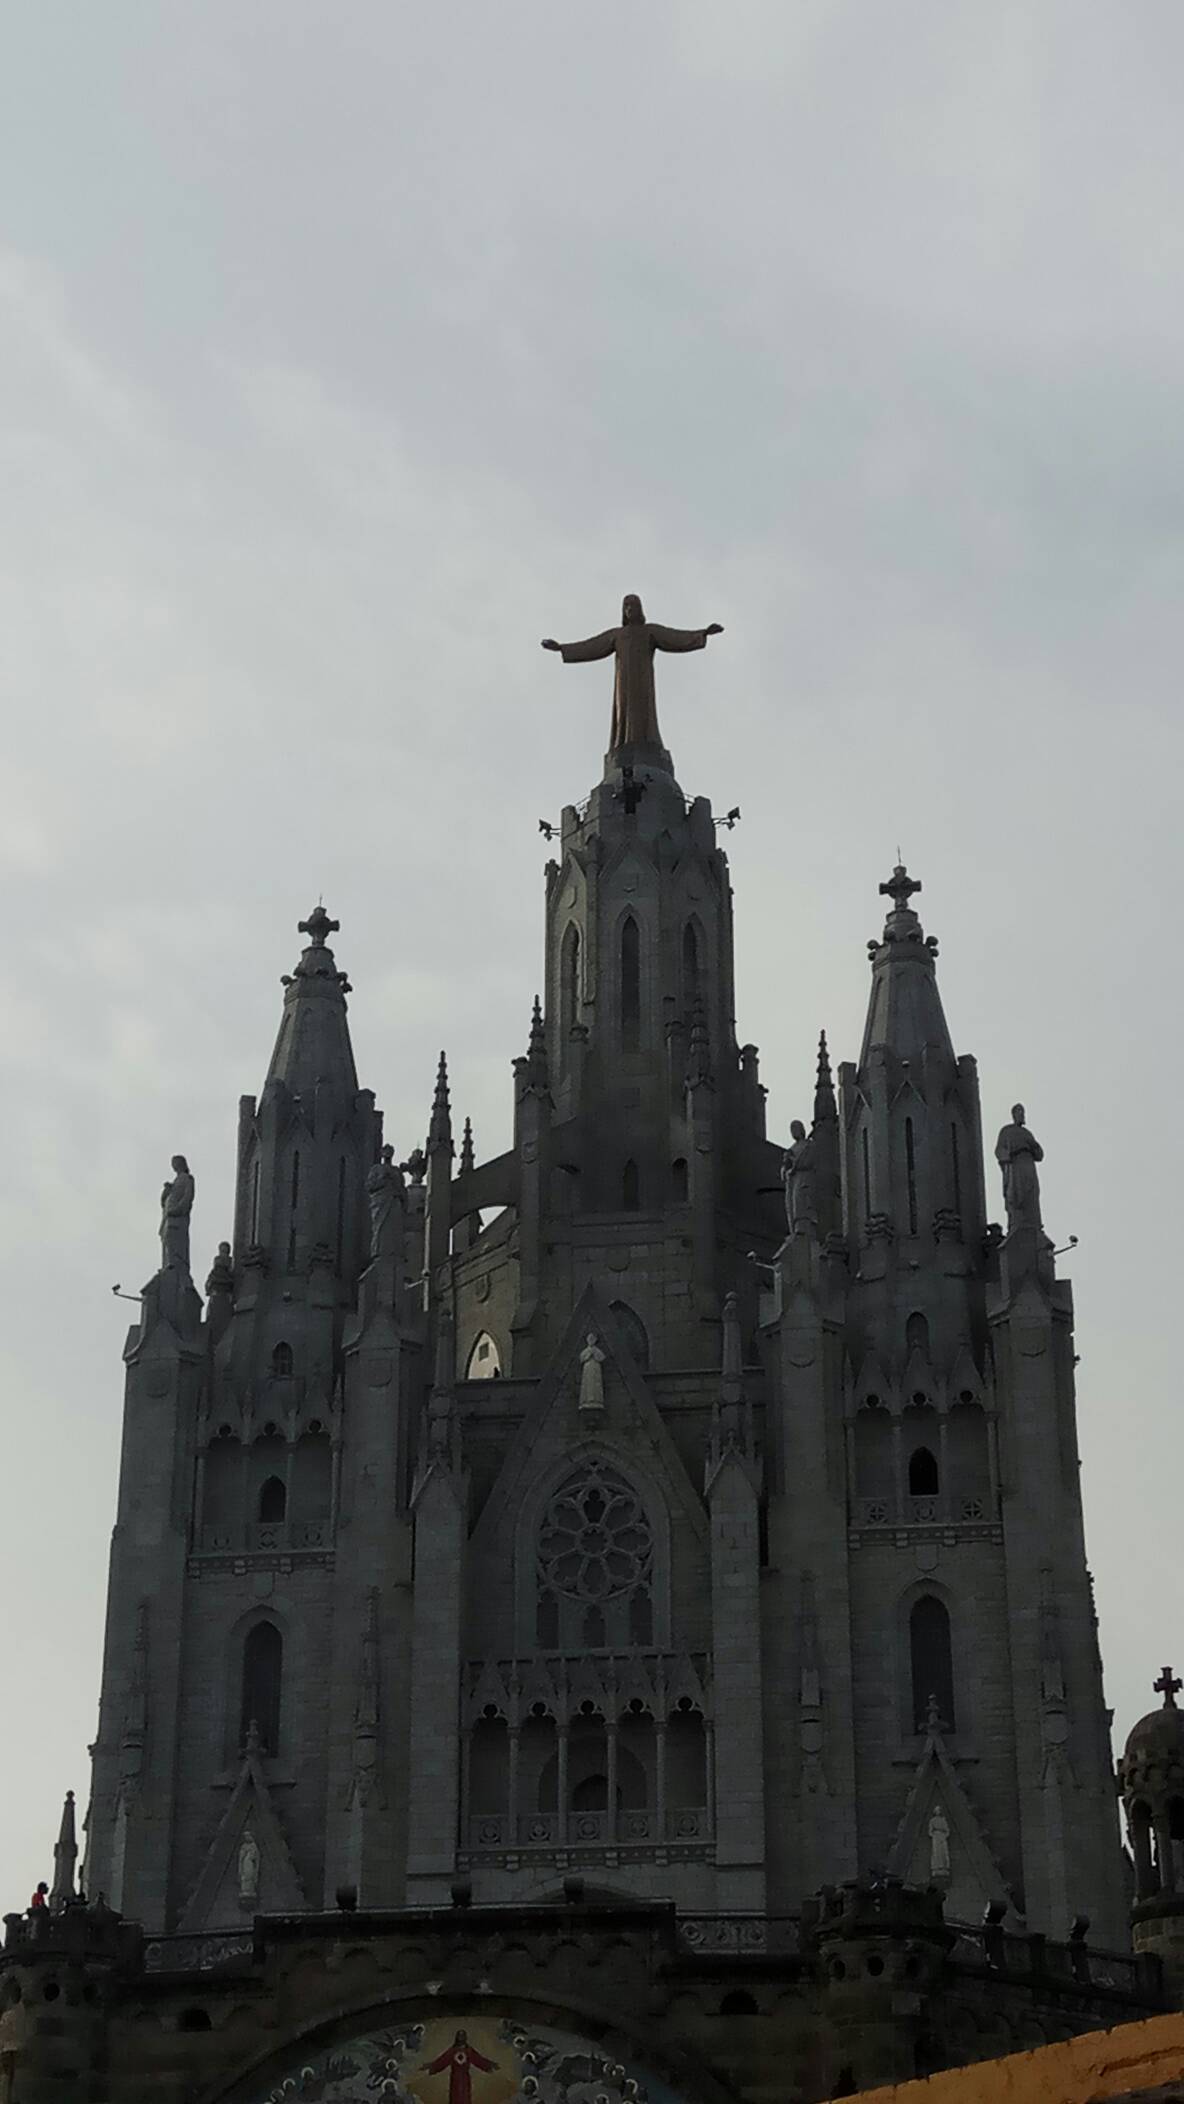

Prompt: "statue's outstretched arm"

[541,629,616,663]
[649,623,723,653]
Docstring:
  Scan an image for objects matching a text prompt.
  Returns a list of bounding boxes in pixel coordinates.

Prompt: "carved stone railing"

[679,1915,801,1956]
[466,1807,708,1851]
[947,1924,1155,1998]
[143,1933,254,1973]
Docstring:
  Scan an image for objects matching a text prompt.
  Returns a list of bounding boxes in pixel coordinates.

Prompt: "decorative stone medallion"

[247,2015,683,2104]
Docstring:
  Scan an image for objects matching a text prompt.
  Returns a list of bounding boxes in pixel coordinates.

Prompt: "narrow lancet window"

[562,923,581,1037]
[905,1117,918,1236]
[620,917,641,1051]
[682,922,700,1010]
[287,1150,301,1269]
[862,1127,871,1220]
[622,1159,640,1211]
[950,1122,962,1217]
[910,1595,955,1733]
[240,1621,283,1753]
[335,1156,347,1272]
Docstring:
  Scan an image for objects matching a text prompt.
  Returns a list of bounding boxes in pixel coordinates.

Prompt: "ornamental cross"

[299,904,340,948]
[1154,1666,1181,1707]
[879,863,922,914]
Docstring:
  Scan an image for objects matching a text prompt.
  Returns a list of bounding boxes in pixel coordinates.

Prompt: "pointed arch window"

[671,1156,689,1203]
[905,1117,918,1236]
[271,1341,293,1379]
[910,1595,955,1734]
[561,923,581,1038]
[682,922,701,1010]
[465,1331,502,1380]
[536,1460,654,1651]
[287,1150,301,1269]
[335,1156,347,1272]
[609,1300,650,1370]
[908,1447,939,1498]
[258,1476,286,1523]
[906,1312,929,1356]
[620,917,641,1051]
[622,1159,640,1211]
[240,1621,283,1753]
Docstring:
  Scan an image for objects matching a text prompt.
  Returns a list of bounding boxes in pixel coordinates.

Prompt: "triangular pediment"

[177,1743,305,1933]
[888,1728,1016,1926]
[471,1284,708,1554]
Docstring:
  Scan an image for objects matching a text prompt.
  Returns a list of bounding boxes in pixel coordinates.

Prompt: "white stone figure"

[237,1829,260,1904]
[160,1155,195,1271]
[782,1120,818,1235]
[928,1804,951,1883]
[995,1103,1044,1235]
[578,1332,606,1412]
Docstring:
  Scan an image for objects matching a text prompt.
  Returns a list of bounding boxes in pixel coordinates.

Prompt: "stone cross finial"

[879,863,922,914]
[1155,1666,1182,1708]
[298,905,339,947]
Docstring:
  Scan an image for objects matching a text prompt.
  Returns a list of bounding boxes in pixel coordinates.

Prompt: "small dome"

[1120,1670,1184,1780]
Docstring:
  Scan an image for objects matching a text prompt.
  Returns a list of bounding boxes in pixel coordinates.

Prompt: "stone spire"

[527,995,548,1089]
[814,1030,837,1127]
[49,1790,78,1911]
[428,1052,452,1154]
[458,1116,475,1177]
[265,905,359,1095]
[860,863,954,1069]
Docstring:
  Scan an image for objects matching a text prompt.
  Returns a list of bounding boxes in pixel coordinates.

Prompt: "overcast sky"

[3,2,1182,1911]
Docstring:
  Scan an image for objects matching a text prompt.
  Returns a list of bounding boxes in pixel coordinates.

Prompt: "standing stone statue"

[205,1240,234,1295]
[781,1120,817,1234]
[542,594,723,753]
[237,1829,260,1905]
[995,1103,1044,1234]
[578,1331,606,1412]
[159,1155,195,1272]
[927,1804,951,1883]
[366,1144,404,1259]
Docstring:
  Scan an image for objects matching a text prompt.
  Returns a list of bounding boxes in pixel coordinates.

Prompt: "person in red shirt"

[29,1884,48,1912]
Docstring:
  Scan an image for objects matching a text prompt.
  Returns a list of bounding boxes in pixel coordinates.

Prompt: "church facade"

[1,634,1171,2100]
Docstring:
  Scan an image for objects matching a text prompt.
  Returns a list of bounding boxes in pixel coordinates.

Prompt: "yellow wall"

[853,2012,1184,2104]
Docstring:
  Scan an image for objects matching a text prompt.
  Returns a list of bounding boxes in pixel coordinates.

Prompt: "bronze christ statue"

[542,593,722,753]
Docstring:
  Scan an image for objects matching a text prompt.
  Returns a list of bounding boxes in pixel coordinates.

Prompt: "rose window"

[536,1462,653,1649]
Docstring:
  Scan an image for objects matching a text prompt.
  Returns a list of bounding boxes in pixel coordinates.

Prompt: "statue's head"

[218,1239,230,1256]
[790,1118,806,1142]
[455,2030,468,2045]
[586,1331,597,1347]
[381,1143,395,1162]
[1011,1102,1026,1126]
[171,1153,189,1174]
[621,592,645,625]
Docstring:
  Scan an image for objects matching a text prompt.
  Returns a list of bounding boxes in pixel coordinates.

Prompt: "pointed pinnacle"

[687,997,712,1088]
[50,1791,78,1907]
[459,1116,475,1176]
[526,995,549,1087]
[814,1029,837,1124]
[429,1051,452,1150]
